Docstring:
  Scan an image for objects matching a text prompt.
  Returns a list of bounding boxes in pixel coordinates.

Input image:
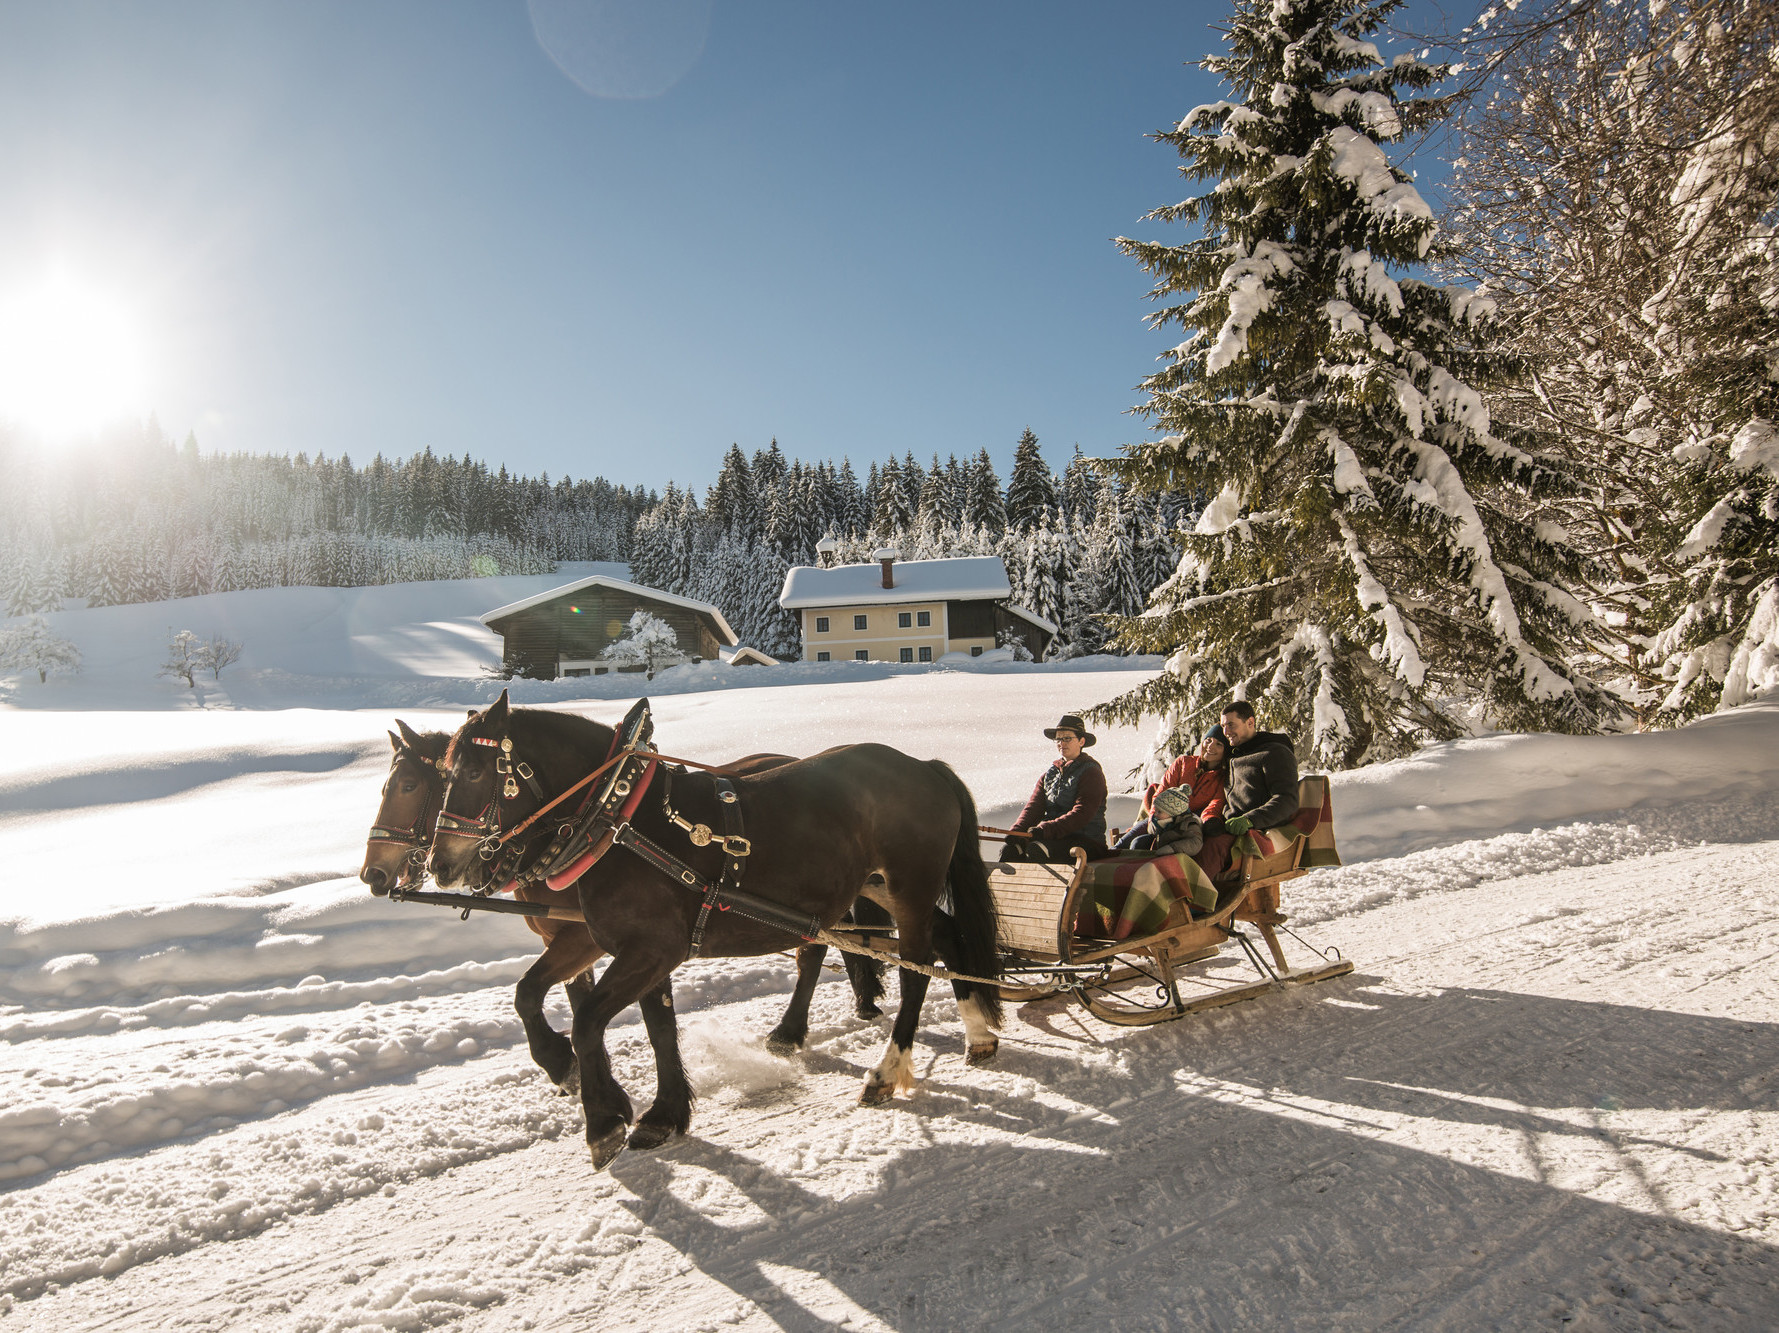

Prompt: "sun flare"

[0,269,148,438]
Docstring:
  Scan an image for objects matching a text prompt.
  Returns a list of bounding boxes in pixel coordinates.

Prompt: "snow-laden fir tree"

[1094,0,1619,768]
[1004,429,1058,533]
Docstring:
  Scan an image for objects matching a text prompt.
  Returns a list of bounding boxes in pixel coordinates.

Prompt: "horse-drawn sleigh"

[359,693,1351,1167]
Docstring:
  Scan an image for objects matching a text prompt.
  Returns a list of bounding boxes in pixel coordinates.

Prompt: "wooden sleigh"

[987,776,1353,1025]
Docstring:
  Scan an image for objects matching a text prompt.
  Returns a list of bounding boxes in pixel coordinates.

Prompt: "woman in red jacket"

[1113,726,1228,855]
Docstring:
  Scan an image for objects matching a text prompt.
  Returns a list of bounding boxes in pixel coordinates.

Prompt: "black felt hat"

[1043,714,1096,746]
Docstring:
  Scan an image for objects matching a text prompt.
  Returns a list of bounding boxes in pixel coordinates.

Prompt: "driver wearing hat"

[1002,714,1109,864]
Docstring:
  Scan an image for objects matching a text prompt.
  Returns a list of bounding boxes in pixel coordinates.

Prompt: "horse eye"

[400,780,419,794]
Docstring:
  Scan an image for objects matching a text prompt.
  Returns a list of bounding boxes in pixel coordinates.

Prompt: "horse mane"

[396,730,451,764]
[444,706,614,770]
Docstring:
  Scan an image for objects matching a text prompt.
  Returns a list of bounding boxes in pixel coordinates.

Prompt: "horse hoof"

[858,1080,897,1107]
[628,1122,677,1152]
[966,1039,999,1067]
[764,1031,801,1058]
[587,1124,628,1170]
[553,1066,581,1097]
[855,1003,883,1020]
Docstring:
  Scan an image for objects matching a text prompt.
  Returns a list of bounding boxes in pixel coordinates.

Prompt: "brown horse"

[359,719,886,1092]
[427,692,1004,1169]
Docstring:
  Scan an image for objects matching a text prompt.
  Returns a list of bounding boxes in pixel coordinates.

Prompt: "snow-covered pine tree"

[836,459,866,536]
[1095,0,1618,768]
[964,448,1007,533]
[706,445,758,539]
[873,457,914,536]
[1060,447,1098,525]
[1004,428,1057,533]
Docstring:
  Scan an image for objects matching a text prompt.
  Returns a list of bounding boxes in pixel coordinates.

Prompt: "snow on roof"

[479,575,738,646]
[1002,602,1058,636]
[778,556,1011,610]
[719,645,780,666]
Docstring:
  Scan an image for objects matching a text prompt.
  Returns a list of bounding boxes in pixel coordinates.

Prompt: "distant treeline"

[0,421,653,611]
[1,423,1192,664]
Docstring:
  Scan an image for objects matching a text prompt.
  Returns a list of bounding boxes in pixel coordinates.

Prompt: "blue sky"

[0,1,1453,492]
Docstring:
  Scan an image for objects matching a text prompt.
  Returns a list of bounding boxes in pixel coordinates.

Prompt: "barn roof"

[479,575,738,646]
[778,556,1011,610]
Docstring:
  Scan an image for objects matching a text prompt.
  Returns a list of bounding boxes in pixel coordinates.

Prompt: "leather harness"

[434,700,821,955]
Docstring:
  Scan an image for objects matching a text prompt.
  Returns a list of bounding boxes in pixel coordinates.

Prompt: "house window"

[854,614,868,630]
[816,651,830,662]
[564,667,590,678]
[971,646,983,657]
[854,649,869,661]
[898,612,911,628]
[815,616,830,633]
[917,610,931,627]
[899,647,913,663]
[918,646,932,662]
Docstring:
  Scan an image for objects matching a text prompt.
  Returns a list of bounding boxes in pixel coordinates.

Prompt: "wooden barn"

[479,575,738,680]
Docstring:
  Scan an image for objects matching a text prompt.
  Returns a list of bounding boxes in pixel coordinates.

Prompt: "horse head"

[360,718,450,896]
[428,691,616,891]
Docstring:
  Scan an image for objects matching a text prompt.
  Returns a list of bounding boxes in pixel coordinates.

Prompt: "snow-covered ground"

[2,575,1776,1329]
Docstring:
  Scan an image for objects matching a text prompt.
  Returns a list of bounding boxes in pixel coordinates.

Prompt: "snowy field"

[2,574,1778,1329]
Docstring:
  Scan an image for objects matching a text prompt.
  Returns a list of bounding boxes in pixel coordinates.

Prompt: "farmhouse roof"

[1002,602,1058,636]
[778,556,1012,610]
[479,575,738,646]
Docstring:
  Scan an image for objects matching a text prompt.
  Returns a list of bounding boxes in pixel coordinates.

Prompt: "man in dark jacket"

[1197,700,1300,878]
[1002,714,1108,863]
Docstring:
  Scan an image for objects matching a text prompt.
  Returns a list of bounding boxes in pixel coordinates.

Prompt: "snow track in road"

[7,838,1777,1330]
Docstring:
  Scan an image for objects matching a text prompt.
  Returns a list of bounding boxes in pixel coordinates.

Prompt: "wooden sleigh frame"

[987,776,1353,1025]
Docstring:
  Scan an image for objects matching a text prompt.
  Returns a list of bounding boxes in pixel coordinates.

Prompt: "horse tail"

[927,759,1003,1027]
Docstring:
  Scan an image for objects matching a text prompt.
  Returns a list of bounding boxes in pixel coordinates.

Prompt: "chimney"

[815,535,839,568]
[872,546,900,589]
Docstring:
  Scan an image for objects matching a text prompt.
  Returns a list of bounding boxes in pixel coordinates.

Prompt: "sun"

[0,269,148,438]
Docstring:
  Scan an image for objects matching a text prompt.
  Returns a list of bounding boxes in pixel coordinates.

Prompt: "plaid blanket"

[1076,851,1221,940]
[1075,778,1340,941]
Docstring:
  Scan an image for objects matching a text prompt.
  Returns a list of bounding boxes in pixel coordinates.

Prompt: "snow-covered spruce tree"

[1005,428,1059,533]
[1094,0,1619,768]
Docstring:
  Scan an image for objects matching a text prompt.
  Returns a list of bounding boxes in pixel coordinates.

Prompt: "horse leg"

[571,947,679,1170]
[766,943,828,1056]
[844,899,890,1019]
[861,911,934,1105]
[629,976,695,1151]
[933,907,997,1066]
[514,932,603,1093]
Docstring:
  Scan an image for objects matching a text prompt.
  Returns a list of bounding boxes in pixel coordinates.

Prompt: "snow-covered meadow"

[3,574,1777,1329]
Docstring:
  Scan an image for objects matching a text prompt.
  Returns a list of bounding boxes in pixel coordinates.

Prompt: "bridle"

[433,733,551,889]
[367,747,450,884]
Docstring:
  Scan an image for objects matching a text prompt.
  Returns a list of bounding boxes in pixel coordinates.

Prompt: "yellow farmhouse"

[777,548,1056,664]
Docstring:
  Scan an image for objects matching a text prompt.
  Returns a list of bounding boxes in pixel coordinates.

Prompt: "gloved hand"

[1224,815,1252,837]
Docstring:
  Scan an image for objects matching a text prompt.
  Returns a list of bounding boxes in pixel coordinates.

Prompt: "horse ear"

[486,689,511,728]
[395,718,425,750]
[388,730,403,753]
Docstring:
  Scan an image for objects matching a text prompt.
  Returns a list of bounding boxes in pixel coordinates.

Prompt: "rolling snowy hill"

[2,573,1776,1329]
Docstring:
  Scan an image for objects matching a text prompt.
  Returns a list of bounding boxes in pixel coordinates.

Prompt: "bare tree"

[201,636,244,679]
